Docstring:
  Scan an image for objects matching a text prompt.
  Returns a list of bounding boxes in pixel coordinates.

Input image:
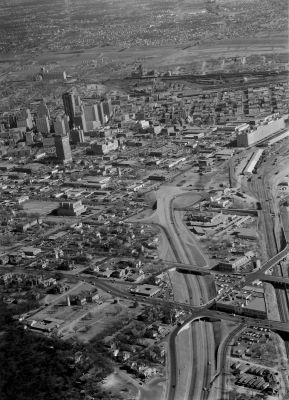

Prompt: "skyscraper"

[102,98,113,120]
[36,116,50,134]
[54,115,69,136]
[16,108,33,130]
[84,104,101,130]
[62,91,76,128]
[37,101,50,118]
[97,102,105,125]
[74,110,87,132]
[70,128,85,144]
[55,135,72,163]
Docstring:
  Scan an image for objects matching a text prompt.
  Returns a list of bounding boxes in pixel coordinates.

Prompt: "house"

[0,254,9,265]
[86,292,99,302]
[8,252,22,265]
[70,295,87,306]
[39,277,57,288]
[21,247,42,257]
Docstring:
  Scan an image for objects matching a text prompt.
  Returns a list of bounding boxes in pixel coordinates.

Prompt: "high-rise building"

[70,128,85,144]
[74,110,87,132]
[37,101,50,118]
[43,136,56,155]
[25,131,34,146]
[55,135,72,163]
[62,91,76,128]
[36,116,50,134]
[16,109,33,130]
[54,115,69,136]
[84,104,101,130]
[97,102,105,125]
[102,98,113,120]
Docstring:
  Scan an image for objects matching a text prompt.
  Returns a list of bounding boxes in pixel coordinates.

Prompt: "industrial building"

[236,114,286,147]
[243,149,263,175]
[91,139,119,155]
[57,201,87,216]
[266,130,289,146]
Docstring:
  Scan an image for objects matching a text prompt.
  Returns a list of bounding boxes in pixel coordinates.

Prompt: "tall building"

[55,135,72,163]
[36,116,50,134]
[74,110,87,132]
[25,131,34,146]
[102,98,113,120]
[84,104,101,130]
[62,91,76,128]
[37,101,50,118]
[97,102,105,125]
[70,128,85,144]
[16,109,33,130]
[43,136,56,155]
[54,115,69,136]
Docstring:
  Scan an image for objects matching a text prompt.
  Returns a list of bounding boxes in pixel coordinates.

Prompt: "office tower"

[36,116,50,134]
[55,135,72,163]
[70,128,85,144]
[84,104,101,130]
[54,115,69,136]
[97,102,105,125]
[62,90,76,128]
[102,98,113,120]
[43,136,55,155]
[74,110,87,132]
[25,131,34,146]
[37,101,50,118]
[16,108,33,130]
[75,95,82,108]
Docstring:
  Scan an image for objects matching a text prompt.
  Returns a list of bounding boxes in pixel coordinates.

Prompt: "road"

[155,188,215,400]
[247,147,289,357]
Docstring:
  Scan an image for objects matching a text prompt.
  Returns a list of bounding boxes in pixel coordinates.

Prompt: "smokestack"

[66,295,71,307]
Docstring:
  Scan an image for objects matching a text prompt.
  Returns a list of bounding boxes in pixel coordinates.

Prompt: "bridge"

[175,206,258,216]
[261,275,289,288]
[175,308,289,335]
[244,244,289,285]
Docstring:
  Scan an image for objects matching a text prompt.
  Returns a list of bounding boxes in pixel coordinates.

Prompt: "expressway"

[78,275,289,333]
[128,186,216,400]
[209,324,246,400]
[241,145,289,385]
[151,188,215,400]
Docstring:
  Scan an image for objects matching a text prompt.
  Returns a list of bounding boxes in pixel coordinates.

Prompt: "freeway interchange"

[74,146,289,400]
[84,177,289,399]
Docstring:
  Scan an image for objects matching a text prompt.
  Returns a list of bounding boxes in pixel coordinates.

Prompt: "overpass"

[176,207,259,216]
[81,274,289,335]
[190,309,289,335]
[244,244,289,285]
[261,275,289,288]
[149,260,212,275]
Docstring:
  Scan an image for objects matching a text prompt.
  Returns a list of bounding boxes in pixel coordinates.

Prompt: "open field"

[0,0,287,55]
[0,33,287,77]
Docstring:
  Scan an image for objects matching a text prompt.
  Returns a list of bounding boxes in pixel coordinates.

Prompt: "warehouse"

[237,114,286,147]
[267,129,289,146]
[243,149,263,175]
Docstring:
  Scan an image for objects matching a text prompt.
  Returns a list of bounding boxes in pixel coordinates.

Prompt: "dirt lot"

[32,282,141,341]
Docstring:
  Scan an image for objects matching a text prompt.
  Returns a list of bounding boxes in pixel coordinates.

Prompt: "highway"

[212,324,246,400]
[247,147,289,357]
[127,187,216,400]
[159,190,215,400]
